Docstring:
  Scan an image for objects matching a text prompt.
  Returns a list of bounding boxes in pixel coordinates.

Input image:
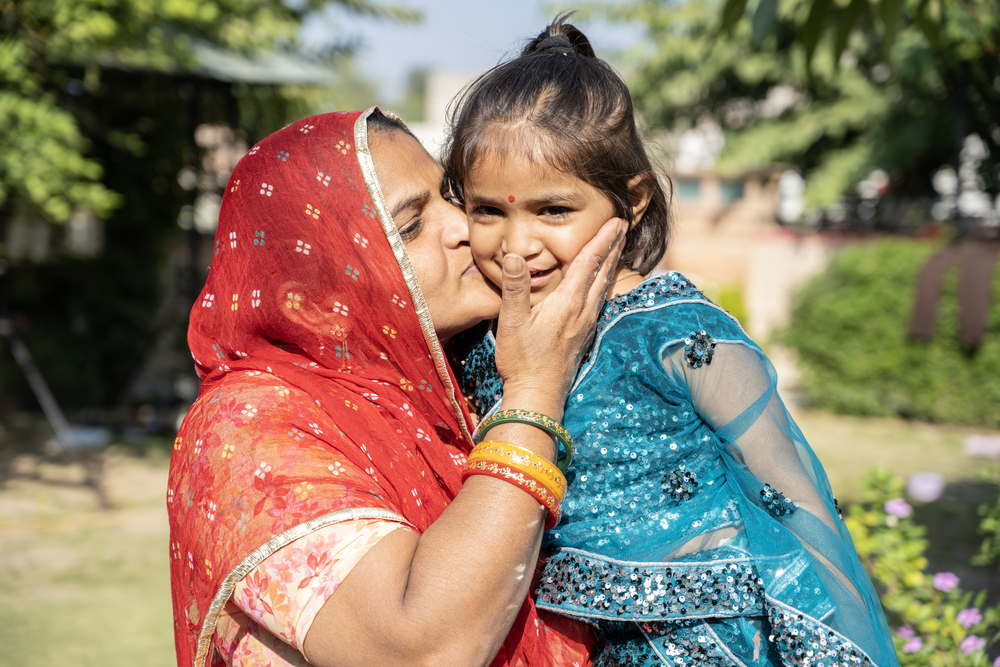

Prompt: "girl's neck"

[609,263,645,298]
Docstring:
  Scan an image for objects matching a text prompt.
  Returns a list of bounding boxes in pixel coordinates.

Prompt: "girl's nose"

[500,221,544,259]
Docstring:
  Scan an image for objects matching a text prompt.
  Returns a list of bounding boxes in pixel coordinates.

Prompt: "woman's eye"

[398,219,423,242]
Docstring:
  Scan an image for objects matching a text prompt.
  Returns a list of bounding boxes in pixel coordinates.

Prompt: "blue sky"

[301,1,643,102]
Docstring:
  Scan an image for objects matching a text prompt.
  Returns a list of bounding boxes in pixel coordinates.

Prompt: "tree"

[596,0,998,215]
[0,0,414,412]
[0,0,416,225]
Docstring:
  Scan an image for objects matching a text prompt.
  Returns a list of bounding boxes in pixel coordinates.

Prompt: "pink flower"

[957,608,983,628]
[993,656,1000,667]
[960,635,985,655]
[902,638,923,653]
[884,498,912,517]
[932,571,959,591]
[896,626,915,639]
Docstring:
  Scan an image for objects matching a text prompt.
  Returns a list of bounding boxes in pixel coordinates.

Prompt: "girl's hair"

[444,14,672,274]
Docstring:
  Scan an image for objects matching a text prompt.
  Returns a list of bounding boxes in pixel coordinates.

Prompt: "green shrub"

[784,239,1000,427]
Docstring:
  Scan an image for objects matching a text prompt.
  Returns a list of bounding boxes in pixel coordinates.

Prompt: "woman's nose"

[442,204,470,248]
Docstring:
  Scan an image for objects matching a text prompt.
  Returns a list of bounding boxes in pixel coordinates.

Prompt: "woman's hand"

[494,217,627,419]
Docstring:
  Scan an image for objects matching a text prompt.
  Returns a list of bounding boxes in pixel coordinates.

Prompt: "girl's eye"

[398,219,423,242]
[470,205,503,218]
[540,206,571,217]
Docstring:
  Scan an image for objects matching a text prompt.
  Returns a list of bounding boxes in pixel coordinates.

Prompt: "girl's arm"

[302,218,625,667]
[673,342,840,531]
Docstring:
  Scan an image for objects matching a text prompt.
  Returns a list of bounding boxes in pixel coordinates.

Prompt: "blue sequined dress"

[455,273,899,667]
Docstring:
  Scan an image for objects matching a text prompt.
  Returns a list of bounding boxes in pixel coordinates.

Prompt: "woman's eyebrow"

[391,191,429,218]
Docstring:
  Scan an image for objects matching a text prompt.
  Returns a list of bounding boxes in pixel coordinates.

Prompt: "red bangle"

[462,459,561,529]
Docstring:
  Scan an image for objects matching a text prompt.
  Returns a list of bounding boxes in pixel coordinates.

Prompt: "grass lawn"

[0,446,175,667]
[0,413,997,666]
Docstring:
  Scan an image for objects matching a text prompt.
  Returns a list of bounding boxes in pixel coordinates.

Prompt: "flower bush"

[845,468,1000,666]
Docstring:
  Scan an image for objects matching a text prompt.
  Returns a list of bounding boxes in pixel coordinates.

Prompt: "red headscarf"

[168,109,592,667]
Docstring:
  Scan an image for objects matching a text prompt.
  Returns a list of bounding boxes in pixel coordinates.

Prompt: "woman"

[168,108,626,667]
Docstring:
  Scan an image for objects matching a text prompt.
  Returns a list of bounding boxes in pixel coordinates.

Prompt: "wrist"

[498,384,566,423]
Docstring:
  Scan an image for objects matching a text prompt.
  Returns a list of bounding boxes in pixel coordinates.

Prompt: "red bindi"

[508,195,515,202]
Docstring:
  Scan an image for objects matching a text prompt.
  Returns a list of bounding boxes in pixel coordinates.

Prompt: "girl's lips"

[529,266,556,289]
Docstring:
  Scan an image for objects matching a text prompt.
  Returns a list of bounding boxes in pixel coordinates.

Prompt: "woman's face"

[369,129,501,343]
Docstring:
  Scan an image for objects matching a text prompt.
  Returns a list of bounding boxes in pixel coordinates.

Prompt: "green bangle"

[477,409,575,472]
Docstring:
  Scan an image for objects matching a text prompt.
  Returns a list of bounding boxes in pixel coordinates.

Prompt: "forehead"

[370,131,441,200]
[464,127,577,190]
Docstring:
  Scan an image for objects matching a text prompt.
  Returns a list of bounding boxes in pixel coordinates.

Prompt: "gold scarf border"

[193,506,412,667]
[353,107,474,445]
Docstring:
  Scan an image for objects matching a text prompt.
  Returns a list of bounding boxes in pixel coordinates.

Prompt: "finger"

[497,254,530,333]
[556,218,626,299]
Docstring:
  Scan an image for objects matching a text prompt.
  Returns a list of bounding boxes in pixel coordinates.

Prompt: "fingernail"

[504,254,523,277]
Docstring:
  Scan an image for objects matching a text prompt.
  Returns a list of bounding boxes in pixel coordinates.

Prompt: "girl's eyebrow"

[467,192,582,207]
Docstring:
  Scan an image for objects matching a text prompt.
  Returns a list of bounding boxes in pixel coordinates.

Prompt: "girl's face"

[464,146,622,306]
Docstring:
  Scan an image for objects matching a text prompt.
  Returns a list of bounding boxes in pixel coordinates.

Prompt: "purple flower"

[960,635,985,655]
[884,498,912,517]
[993,655,1000,667]
[957,608,983,628]
[902,638,923,653]
[932,571,959,592]
[897,626,915,639]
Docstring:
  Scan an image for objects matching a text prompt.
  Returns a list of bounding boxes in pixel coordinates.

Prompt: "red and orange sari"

[168,109,592,667]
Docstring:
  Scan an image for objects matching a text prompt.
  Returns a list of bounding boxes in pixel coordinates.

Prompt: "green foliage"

[847,468,1000,666]
[0,0,415,223]
[974,465,1000,569]
[0,0,409,409]
[783,239,1000,426]
[595,0,997,211]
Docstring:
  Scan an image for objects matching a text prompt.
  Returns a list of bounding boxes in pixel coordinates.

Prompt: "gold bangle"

[468,441,567,502]
[461,459,561,529]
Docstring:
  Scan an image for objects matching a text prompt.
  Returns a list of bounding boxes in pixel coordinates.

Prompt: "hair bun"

[534,34,574,55]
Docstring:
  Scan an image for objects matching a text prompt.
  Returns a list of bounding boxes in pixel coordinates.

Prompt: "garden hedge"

[784,238,1000,427]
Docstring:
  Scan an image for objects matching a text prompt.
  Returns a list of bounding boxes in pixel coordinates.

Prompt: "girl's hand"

[494,217,627,419]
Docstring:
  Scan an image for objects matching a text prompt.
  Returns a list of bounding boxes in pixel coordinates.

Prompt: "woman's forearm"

[304,397,562,667]
[305,221,624,666]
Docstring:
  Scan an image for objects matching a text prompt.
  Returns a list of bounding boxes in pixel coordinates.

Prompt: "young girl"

[446,16,900,667]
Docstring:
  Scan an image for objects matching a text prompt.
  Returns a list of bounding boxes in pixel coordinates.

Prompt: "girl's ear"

[627,172,656,226]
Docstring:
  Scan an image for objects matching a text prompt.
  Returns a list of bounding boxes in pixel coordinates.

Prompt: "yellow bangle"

[467,441,567,503]
[461,459,562,530]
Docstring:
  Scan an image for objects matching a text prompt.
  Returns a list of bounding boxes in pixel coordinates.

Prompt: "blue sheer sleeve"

[663,340,898,666]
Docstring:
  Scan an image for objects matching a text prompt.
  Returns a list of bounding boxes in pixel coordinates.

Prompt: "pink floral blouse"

[211,518,408,666]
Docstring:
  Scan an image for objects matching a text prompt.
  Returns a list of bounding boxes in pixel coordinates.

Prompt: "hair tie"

[534,34,574,56]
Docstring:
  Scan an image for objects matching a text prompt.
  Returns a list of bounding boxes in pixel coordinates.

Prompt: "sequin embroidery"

[768,605,876,667]
[760,484,799,518]
[662,469,699,502]
[684,330,716,369]
[536,548,765,622]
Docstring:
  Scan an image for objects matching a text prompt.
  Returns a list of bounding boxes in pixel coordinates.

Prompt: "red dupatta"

[168,109,592,667]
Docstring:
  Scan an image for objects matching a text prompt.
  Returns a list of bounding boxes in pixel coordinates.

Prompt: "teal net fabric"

[455,273,899,667]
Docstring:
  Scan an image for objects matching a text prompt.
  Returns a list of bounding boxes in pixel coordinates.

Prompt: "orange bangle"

[462,459,562,529]
[467,441,567,503]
